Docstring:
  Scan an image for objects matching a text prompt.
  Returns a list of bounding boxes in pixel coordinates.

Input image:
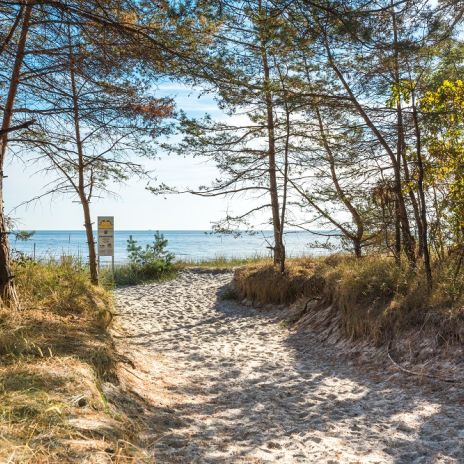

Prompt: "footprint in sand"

[116,270,464,464]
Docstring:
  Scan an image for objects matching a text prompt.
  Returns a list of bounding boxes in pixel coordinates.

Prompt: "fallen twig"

[387,341,462,384]
[119,364,145,381]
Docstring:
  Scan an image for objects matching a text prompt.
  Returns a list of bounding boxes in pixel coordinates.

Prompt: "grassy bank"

[176,255,272,269]
[234,255,464,345]
[0,259,146,463]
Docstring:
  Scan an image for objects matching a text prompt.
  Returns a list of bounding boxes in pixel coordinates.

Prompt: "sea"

[11,230,338,264]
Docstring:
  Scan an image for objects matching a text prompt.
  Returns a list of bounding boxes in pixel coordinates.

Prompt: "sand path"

[115,270,463,463]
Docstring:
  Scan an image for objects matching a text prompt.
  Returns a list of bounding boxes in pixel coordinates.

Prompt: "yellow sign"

[98,218,113,230]
[98,216,114,257]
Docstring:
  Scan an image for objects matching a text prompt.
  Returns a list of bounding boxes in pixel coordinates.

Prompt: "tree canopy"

[1,0,464,304]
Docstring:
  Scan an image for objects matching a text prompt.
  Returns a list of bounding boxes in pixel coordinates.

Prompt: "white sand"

[115,270,464,463]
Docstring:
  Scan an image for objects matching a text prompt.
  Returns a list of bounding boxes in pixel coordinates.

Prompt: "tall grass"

[234,257,324,304]
[176,255,271,269]
[0,258,144,462]
[234,255,464,344]
[14,257,113,322]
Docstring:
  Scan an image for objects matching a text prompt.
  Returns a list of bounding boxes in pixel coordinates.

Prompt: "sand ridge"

[115,269,463,463]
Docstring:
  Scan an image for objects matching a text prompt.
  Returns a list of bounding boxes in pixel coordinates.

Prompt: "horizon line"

[13,228,323,233]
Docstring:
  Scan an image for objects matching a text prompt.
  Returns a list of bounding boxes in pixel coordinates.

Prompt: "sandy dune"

[115,270,463,463]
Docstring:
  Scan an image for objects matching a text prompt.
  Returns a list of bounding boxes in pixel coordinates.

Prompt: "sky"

[9,83,258,231]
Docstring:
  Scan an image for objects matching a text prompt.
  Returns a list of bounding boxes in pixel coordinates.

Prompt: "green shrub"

[112,232,175,286]
[127,231,174,267]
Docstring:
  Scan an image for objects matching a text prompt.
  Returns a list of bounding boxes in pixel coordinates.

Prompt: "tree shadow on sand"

[114,277,464,463]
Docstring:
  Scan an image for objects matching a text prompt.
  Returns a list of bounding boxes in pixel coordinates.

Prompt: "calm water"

[11,230,337,263]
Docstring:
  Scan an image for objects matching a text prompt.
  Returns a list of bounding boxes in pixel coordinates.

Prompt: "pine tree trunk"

[81,198,98,285]
[411,91,433,287]
[258,1,285,270]
[68,28,98,285]
[394,199,401,263]
[354,239,362,258]
[0,3,33,308]
[265,91,284,269]
[0,198,18,306]
[278,66,290,274]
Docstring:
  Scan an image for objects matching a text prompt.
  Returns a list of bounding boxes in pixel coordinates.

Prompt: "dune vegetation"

[0,258,147,463]
[1,0,464,461]
[234,254,464,345]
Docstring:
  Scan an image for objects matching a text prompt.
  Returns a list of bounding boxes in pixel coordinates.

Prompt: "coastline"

[11,229,335,264]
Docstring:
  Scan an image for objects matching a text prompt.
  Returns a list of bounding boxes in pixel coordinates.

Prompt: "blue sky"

[10,83,256,230]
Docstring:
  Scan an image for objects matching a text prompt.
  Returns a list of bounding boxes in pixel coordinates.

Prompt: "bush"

[112,232,175,286]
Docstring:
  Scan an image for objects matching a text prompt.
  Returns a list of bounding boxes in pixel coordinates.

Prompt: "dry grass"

[0,259,149,463]
[234,257,325,305]
[234,255,464,345]
[176,256,272,269]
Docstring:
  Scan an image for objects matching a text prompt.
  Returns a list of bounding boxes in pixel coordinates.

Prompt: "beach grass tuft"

[0,258,146,462]
[234,255,464,344]
[176,255,272,269]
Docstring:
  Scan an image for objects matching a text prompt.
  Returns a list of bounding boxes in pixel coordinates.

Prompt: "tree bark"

[411,90,432,287]
[315,106,364,256]
[324,39,415,265]
[81,197,98,285]
[68,29,98,285]
[394,199,401,262]
[276,63,290,273]
[258,1,285,270]
[0,3,33,308]
[354,239,362,258]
